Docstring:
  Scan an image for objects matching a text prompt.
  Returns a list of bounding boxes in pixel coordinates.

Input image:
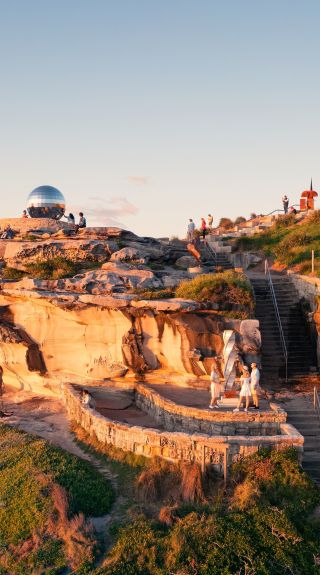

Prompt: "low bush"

[1,266,26,280]
[132,287,175,300]
[26,257,81,279]
[175,271,254,316]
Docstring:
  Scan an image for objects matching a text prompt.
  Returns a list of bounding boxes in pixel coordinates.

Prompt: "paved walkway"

[145,382,270,411]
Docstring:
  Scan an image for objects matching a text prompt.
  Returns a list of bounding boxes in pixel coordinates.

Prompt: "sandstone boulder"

[175,255,197,269]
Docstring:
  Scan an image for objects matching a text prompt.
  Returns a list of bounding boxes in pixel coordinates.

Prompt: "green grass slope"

[0,425,115,575]
[236,211,320,276]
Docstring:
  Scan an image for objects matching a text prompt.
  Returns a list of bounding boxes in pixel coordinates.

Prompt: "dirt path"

[1,387,126,545]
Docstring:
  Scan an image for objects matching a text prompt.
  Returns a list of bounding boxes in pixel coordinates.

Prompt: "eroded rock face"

[0,290,260,392]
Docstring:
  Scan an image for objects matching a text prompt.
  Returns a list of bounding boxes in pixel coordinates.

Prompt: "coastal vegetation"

[71,425,320,575]
[175,270,254,317]
[0,425,114,574]
[236,211,320,276]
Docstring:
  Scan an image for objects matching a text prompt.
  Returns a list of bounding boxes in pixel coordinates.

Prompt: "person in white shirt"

[250,362,260,409]
[209,362,222,409]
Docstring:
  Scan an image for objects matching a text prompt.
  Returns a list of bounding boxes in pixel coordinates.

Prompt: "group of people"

[21,209,87,232]
[187,214,213,242]
[63,212,87,232]
[209,361,261,412]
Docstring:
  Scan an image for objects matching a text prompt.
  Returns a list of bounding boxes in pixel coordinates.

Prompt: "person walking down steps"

[233,366,251,412]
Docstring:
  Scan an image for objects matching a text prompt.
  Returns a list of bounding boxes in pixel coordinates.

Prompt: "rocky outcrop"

[0,288,261,391]
[2,239,118,269]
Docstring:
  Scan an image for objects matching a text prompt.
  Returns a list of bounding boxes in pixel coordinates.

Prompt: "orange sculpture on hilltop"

[300,179,318,211]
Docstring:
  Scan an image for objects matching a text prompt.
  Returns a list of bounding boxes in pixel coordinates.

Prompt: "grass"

[0,425,115,574]
[1,266,26,280]
[235,210,320,276]
[26,257,82,279]
[132,287,175,300]
[175,270,254,317]
[94,448,320,575]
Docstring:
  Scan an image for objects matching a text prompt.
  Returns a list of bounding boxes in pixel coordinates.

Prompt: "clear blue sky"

[0,0,319,237]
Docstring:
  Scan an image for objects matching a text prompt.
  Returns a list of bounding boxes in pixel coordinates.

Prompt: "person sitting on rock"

[209,361,222,409]
[75,212,86,233]
[1,225,14,240]
[22,210,28,219]
[81,389,96,409]
[233,366,251,413]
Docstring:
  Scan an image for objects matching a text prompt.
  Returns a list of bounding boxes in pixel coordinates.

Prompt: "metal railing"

[203,238,217,266]
[265,260,288,381]
[314,387,320,421]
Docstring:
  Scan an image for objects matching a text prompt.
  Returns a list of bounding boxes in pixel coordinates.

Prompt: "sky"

[0,0,319,237]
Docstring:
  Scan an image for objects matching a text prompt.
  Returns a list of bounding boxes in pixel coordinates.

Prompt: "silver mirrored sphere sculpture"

[27,186,66,219]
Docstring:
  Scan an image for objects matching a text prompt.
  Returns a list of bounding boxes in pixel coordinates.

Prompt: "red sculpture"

[300,180,318,210]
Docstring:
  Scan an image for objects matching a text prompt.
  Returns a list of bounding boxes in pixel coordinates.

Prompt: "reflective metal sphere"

[27,186,66,219]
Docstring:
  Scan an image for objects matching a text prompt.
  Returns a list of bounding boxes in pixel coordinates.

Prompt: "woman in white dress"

[209,362,222,409]
[233,366,251,412]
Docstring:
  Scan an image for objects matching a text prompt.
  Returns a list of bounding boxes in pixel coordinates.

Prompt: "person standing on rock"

[207,214,213,229]
[209,362,222,409]
[282,195,289,214]
[233,366,251,413]
[250,362,260,409]
[187,219,195,242]
[200,217,207,240]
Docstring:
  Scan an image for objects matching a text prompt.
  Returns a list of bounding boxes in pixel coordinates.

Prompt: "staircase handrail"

[263,204,300,217]
[313,387,320,421]
[264,260,288,381]
[203,238,217,266]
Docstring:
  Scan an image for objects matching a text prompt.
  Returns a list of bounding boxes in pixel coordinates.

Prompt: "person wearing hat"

[250,362,260,409]
[233,366,251,412]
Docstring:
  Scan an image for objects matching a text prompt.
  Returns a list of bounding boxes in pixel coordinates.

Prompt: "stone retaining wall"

[62,383,303,479]
[134,383,286,436]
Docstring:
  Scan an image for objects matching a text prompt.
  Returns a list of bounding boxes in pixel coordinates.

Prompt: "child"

[233,366,251,412]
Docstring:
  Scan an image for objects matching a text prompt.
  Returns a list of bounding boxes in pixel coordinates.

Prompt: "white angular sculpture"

[223,330,237,390]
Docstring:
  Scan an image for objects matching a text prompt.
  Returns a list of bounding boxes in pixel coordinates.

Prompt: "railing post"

[264,259,267,275]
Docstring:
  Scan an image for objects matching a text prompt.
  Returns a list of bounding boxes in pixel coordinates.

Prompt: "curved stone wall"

[62,383,303,478]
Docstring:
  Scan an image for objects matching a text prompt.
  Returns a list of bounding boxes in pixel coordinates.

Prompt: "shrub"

[26,257,81,279]
[175,271,254,316]
[100,449,320,575]
[234,216,246,225]
[1,266,26,280]
[218,217,233,229]
[132,287,174,300]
